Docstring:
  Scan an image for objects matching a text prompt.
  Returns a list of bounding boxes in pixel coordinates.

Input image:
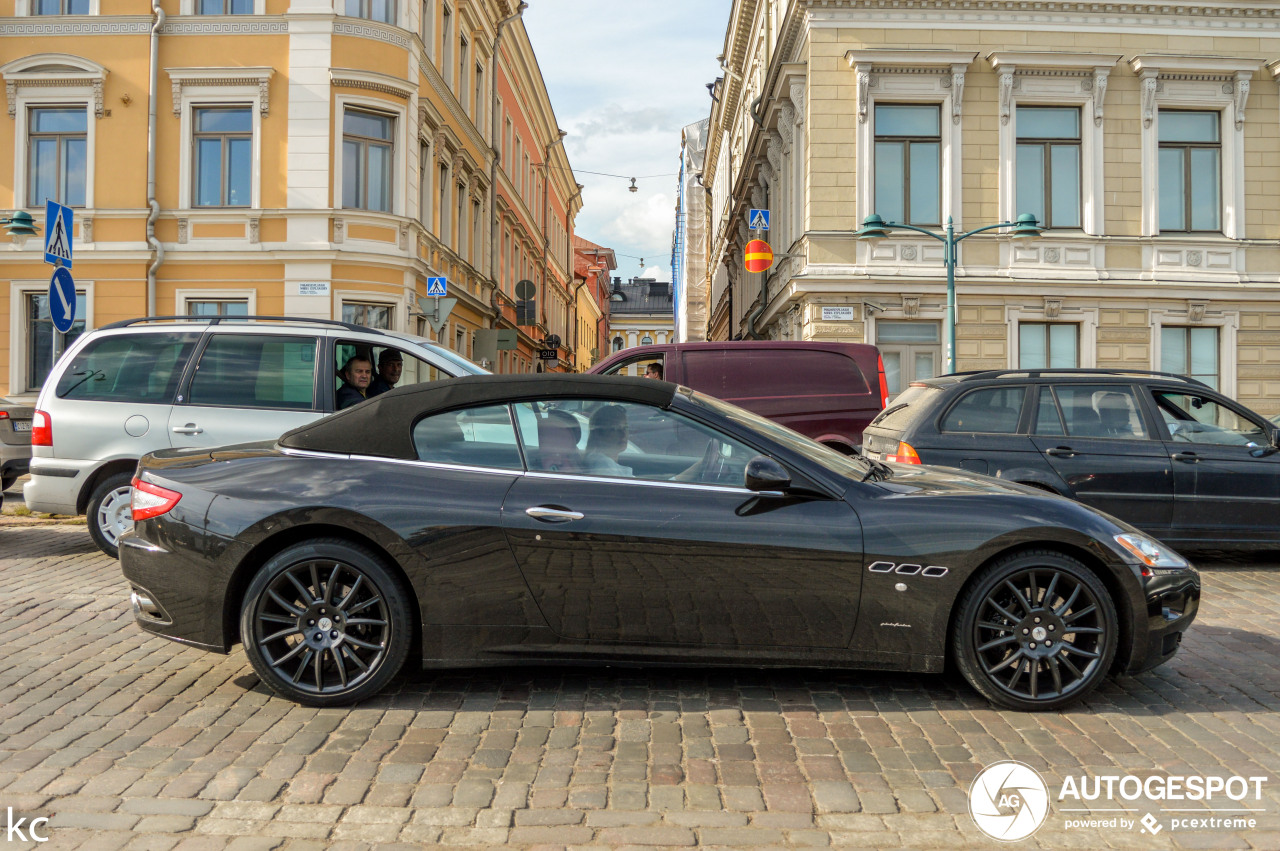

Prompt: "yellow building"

[704,0,1280,415]
[0,0,578,397]
[606,277,674,373]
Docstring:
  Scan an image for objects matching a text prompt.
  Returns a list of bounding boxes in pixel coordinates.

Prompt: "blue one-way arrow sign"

[45,200,74,269]
[426,276,448,296]
[49,267,76,332]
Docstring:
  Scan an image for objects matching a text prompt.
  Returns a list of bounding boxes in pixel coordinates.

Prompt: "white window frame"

[1131,55,1258,240]
[13,0,100,14]
[336,290,401,332]
[1007,306,1098,370]
[333,0,402,28]
[176,287,257,317]
[169,68,272,210]
[1149,306,1239,399]
[179,0,265,15]
[8,278,95,397]
[987,53,1119,237]
[333,90,410,217]
[846,50,976,235]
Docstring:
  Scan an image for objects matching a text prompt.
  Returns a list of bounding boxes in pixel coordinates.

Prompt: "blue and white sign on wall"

[748,208,770,231]
[426,276,448,296]
[44,200,74,269]
[49,267,77,333]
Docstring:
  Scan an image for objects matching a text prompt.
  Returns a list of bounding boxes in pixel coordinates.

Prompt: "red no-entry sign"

[744,239,773,273]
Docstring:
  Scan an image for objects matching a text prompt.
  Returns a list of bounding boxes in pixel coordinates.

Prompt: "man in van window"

[336,355,373,410]
[644,362,663,380]
[369,349,403,397]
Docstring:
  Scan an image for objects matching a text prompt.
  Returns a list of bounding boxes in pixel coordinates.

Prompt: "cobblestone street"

[1,525,1279,849]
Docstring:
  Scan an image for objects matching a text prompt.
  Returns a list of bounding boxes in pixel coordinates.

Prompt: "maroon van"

[589,341,888,453]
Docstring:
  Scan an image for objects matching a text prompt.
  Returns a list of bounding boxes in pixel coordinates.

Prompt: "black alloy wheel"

[240,539,412,706]
[953,550,1117,711]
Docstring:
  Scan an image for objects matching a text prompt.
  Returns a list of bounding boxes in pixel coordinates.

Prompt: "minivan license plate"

[13,421,30,431]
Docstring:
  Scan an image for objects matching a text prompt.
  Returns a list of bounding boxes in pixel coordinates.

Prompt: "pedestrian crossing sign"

[426,276,448,296]
[749,208,770,231]
[44,200,74,269]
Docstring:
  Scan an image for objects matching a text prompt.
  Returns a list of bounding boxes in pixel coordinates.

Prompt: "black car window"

[1053,385,1148,440]
[188,334,317,410]
[56,332,201,403]
[940,387,1026,434]
[413,404,523,469]
[1153,391,1266,446]
[869,384,940,430]
[513,398,758,486]
[1033,387,1066,435]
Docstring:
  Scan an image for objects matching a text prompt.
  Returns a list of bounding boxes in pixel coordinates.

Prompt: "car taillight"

[886,441,921,464]
[0,411,8,420]
[131,476,182,521]
[876,354,889,409]
[31,410,52,446]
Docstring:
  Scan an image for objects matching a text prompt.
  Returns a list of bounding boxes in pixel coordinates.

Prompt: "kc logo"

[969,761,1051,841]
[6,807,49,843]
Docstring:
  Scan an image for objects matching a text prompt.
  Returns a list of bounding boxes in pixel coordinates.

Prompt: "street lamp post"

[855,213,1043,375]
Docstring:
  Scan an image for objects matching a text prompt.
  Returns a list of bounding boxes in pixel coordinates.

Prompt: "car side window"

[1052,385,1148,440]
[1154,391,1266,446]
[601,353,664,378]
[1033,387,1066,435]
[187,334,318,410]
[412,404,523,469]
[939,387,1026,434]
[513,399,757,486]
[335,341,441,395]
[55,332,200,403]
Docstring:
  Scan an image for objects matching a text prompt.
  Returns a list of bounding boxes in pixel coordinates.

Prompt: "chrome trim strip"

[346,451,524,477]
[278,447,351,460]
[522,471,752,494]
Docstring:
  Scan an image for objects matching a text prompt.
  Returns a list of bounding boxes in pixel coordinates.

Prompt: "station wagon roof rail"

[99,315,385,335]
[933,368,1210,387]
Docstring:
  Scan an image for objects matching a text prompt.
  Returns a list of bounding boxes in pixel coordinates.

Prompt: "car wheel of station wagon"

[953,550,1117,711]
[88,472,135,559]
[240,539,413,707]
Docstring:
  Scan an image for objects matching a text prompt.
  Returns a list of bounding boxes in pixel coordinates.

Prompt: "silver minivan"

[25,316,486,557]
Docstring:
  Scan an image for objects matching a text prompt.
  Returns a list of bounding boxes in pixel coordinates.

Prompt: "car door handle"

[1045,446,1077,458]
[525,506,584,522]
[172,423,204,435]
[1171,451,1200,463]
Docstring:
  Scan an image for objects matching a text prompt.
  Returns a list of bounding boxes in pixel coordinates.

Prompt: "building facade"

[703,0,1280,414]
[0,0,584,398]
[607,277,674,372]
[572,235,616,371]
[673,118,709,342]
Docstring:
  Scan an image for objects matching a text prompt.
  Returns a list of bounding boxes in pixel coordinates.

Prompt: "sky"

[522,0,730,285]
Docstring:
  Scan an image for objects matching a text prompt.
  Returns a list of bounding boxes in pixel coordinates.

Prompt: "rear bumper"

[23,457,90,515]
[1127,569,1201,674]
[1,442,30,480]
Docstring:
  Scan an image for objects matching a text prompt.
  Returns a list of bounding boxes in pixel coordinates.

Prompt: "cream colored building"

[0,0,580,398]
[703,0,1280,414]
[607,277,674,374]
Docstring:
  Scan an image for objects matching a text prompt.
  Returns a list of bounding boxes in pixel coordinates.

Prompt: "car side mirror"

[744,455,791,493]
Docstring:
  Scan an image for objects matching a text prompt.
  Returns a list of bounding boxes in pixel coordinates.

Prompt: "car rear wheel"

[87,472,134,559]
[240,539,412,707]
[953,550,1117,711]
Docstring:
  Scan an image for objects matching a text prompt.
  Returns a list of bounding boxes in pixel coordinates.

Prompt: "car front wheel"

[87,471,134,559]
[953,550,1118,711]
[240,539,413,706]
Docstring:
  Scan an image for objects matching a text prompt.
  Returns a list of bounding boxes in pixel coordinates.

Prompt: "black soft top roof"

[279,374,677,459]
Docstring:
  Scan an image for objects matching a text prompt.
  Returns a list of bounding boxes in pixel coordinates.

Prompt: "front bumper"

[1129,567,1201,674]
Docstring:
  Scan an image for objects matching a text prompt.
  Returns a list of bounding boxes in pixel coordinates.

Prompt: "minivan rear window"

[56,332,200,403]
[869,384,939,430]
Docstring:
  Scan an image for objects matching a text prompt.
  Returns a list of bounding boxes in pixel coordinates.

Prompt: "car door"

[501,399,865,649]
[169,332,323,448]
[1148,388,1280,545]
[1028,383,1174,533]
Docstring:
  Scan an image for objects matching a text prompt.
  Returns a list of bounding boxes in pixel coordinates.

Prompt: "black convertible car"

[121,375,1200,711]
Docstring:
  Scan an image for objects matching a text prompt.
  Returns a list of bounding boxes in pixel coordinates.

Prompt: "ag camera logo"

[969,760,1051,841]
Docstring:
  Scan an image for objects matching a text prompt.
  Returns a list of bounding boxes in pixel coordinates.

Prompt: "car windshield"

[683,388,877,481]
[395,334,489,375]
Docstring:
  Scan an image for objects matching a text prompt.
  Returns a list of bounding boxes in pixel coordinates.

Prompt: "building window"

[874,104,940,226]
[438,162,449,241]
[1160,326,1218,388]
[471,199,481,266]
[193,107,251,207]
[187,300,249,317]
[1019,322,1078,369]
[198,0,251,12]
[345,0,393,24]
[418,141,431,227]
[458,36,469,107]
[455,325,465,353]
[474,62,484,129]
[875,320,940,396]
[342,109,393,212]
[342,302,392,330]
[26,291,87,391]
[504,118,512,170]
[419,0,432,52]
[1016,107,1080,229]
[35,0,88,12]
[28,106,87,207]
[456,179,467,255]
[1158,111,1220,233]
[441,4,453,78]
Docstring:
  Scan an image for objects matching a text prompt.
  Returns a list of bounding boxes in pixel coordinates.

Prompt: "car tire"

[87,471,135,559]
[240,538,413,707]
[952,549,1117,711]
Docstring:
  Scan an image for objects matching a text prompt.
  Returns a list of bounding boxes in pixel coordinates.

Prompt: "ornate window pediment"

[1,53,107,119]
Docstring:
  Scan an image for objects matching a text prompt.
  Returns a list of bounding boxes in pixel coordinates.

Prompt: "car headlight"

[1114,533,1189,573]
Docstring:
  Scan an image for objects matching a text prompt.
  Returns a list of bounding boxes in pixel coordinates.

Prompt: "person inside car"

[369,349,403,397]
[584,404,633,477]
[644,362,663,380]
[336,355,374,410]
[536,410,584,473]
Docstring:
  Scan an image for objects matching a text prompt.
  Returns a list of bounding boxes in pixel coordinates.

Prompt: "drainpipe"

[487,2,527,318]
[145,0,165,317]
